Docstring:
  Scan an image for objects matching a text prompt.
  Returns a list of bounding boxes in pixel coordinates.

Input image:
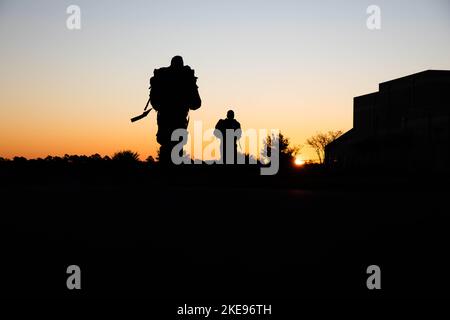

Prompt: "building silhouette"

[326,70,450,171]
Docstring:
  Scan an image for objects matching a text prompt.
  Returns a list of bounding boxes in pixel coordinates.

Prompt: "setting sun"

[294,156,305,166]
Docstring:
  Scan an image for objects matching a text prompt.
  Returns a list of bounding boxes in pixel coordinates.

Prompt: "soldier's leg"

[159,130,186,164]
[172,116,189,161]
[158,144,171,164]
[222,139,228,164]
[157,113,189,164]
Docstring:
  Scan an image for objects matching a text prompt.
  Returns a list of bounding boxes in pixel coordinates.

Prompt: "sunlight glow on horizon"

[294,156,305,166]
[1,0,449,161]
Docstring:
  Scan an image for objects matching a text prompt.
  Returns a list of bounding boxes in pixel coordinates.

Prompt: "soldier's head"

[170,56,184,69]
[227,110,234,120]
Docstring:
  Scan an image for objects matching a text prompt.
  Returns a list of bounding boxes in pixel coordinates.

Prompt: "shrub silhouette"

[146,155,156,164]
[112,150,140,163]
[262,132,302,169]
[13,156,27,163]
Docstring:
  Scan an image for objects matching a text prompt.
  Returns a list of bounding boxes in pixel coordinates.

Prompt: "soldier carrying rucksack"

[214,110,242,164]
[152,56,201,163]
[132,56,201,164]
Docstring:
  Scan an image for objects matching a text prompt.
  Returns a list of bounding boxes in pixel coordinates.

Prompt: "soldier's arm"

[236,121,242,139]
[214,120,223,138]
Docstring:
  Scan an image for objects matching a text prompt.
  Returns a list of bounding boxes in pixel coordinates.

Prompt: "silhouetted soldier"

[214,110,241,164]
[149,56,201,163]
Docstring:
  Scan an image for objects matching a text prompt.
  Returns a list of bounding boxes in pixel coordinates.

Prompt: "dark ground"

[1,162,449,301]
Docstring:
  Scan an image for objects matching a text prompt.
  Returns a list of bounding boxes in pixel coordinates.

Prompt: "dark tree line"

[0,151,149,165]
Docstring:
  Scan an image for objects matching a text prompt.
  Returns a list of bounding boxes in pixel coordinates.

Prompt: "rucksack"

[149,66,201,112]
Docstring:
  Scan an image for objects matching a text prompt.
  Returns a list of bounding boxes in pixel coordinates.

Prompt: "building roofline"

[379,69,450,86]
[353,70,450,100]
[326,129,354,148]
[353,91,379,100]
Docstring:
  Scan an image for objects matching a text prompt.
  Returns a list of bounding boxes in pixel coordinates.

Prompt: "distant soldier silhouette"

[214,110,242,164]
[149,56,201,163]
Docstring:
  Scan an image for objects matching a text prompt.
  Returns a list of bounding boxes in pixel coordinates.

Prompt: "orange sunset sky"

[1,0,449,161]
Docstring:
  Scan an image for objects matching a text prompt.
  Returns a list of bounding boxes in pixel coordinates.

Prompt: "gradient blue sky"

[1,0,449,160]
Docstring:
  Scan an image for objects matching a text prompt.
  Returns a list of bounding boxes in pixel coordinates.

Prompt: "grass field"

[1,163,449,299]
